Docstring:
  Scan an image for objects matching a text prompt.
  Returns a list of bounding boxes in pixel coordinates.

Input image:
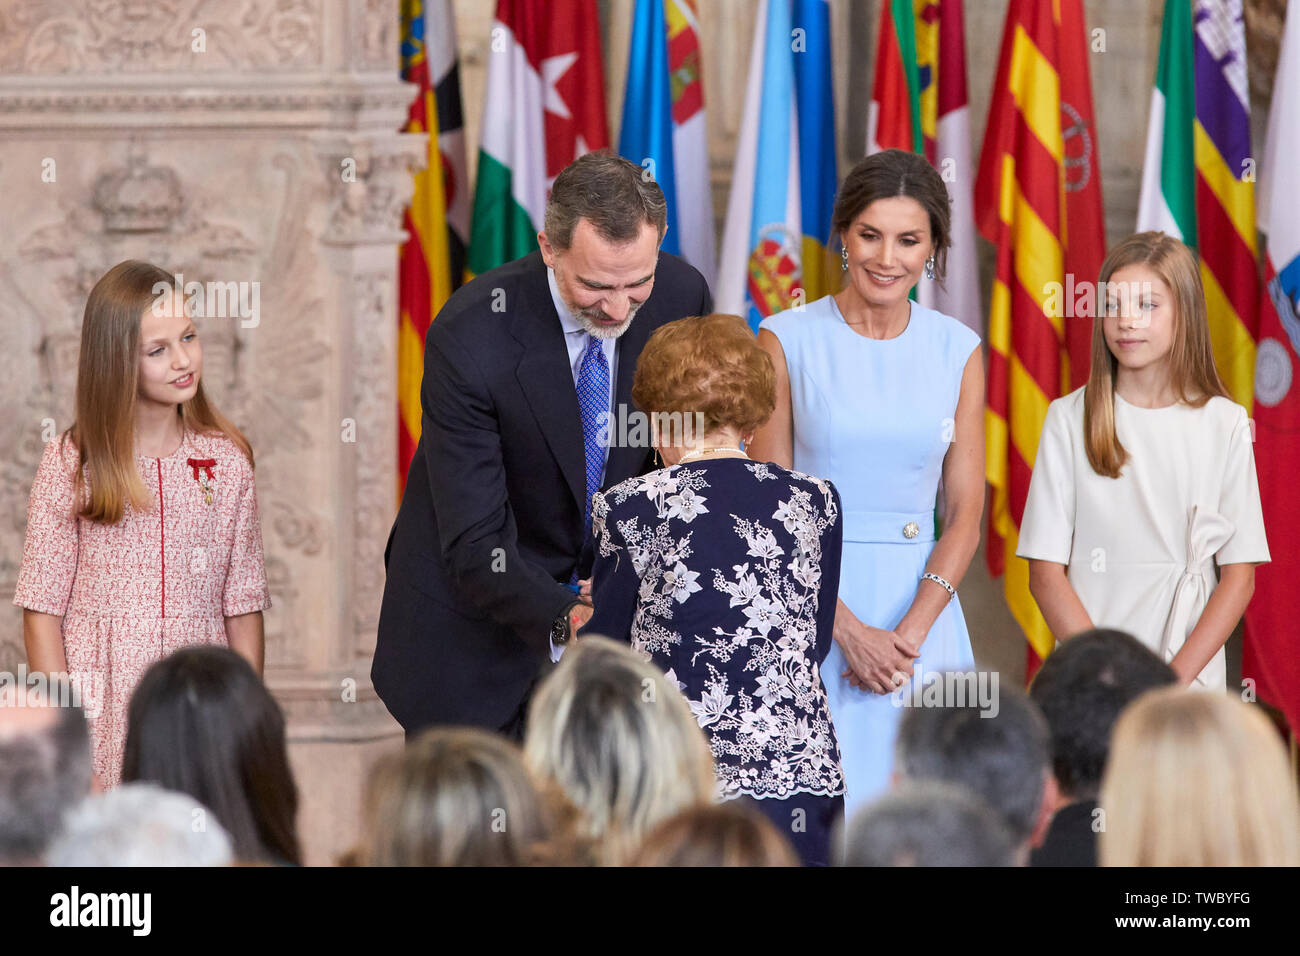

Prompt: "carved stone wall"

[0,0,419,865]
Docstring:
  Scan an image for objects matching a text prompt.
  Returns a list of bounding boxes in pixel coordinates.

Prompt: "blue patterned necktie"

[576,333,611,529]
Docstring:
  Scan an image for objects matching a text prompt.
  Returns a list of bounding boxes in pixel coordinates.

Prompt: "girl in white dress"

[1018,232,1269,689]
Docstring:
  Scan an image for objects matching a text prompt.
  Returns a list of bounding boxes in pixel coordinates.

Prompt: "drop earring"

[924,255,936,280]
[841,247,849,271]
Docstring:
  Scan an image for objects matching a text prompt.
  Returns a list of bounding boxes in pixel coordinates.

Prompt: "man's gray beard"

[574,302,641,340]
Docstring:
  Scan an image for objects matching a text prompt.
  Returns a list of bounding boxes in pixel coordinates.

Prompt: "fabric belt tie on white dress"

[1158,505,1234,672]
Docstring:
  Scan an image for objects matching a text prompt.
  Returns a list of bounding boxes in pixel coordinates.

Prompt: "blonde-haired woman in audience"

[523,636,716,865]
[1099,688,1300,866]
[631,803,799,867]
[360,727,554,866]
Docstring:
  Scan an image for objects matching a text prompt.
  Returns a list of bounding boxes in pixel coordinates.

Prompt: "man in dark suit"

[373,152,712,740]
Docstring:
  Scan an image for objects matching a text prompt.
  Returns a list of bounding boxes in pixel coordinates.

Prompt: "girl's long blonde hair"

[1083,232,1228,478]
[66,260,252,524]
[1099,688,1300,866]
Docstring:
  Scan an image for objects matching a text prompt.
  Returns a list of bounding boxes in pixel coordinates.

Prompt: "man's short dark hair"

[543,151,668,250]
[894,683,1049,844]
[1028,628,1177,801]
[843,780,1018,866]
[0,687,92,864]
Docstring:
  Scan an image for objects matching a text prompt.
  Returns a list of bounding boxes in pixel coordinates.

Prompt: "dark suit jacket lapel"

[510,254,586,514]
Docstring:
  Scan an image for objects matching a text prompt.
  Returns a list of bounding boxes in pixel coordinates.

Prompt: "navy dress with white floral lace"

[583,456,846,864]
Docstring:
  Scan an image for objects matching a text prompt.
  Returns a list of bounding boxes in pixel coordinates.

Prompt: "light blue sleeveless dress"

[760,295,981,822]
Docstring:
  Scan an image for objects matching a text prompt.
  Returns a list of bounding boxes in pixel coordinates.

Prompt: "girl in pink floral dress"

[15,260,271,787]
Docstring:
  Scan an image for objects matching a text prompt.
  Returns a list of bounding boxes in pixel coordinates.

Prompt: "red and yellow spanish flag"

[398,0,468,495]
[975,0,1106,677]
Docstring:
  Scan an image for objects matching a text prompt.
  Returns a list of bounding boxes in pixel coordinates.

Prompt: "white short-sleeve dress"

[1017,387,1270,688]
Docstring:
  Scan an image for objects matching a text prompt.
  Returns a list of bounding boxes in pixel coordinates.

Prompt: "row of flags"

[398,0,1300,736]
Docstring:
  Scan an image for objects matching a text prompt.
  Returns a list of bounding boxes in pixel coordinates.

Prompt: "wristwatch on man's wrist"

[551,600,581,646]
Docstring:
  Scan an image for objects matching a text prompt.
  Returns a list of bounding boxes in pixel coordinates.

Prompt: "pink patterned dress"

[13,428,272,786]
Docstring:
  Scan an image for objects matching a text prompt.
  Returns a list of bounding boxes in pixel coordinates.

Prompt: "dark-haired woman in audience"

[122,646,300,865]
[582,313,845,866]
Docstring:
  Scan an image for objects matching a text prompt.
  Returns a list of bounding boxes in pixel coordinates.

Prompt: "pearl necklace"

[676,445,748,464]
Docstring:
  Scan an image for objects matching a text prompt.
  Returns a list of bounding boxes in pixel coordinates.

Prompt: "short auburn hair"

[631,313,775,436]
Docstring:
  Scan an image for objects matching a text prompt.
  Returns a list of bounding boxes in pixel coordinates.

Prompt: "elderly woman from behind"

[579,313,846,866]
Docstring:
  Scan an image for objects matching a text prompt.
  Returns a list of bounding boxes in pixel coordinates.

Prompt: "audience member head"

[46,782,233,866]
[0,679,92,865]
[122,646,300,865]
[632,312,775,461]
[1100,688,1300,866]
[843,780,1019,866]
[524,636,716,865]
[361,727,552,866]
[894,678,1053,862]
[1028,628,1176,803]
[631,801,798,867]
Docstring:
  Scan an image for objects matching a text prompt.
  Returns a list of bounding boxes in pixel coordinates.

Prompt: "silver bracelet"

[922,571,955,598]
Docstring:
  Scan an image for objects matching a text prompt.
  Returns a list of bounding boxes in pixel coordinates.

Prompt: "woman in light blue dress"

[751,149,985,822]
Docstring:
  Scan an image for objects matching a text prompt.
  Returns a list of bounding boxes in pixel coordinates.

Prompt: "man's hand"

[569,602,595,641]
[576,577,593,606]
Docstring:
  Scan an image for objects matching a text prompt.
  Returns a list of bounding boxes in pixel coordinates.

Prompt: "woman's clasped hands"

[833,603,921,695]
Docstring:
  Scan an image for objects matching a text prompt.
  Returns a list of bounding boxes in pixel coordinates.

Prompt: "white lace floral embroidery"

[591,462,844,800]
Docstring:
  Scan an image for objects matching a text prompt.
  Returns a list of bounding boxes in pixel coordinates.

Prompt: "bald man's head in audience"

[0,680,93,865]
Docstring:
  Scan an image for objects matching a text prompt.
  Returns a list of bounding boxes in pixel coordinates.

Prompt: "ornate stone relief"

[348,269,392,645]
[0,0,324,74]
[313,134,425,246]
